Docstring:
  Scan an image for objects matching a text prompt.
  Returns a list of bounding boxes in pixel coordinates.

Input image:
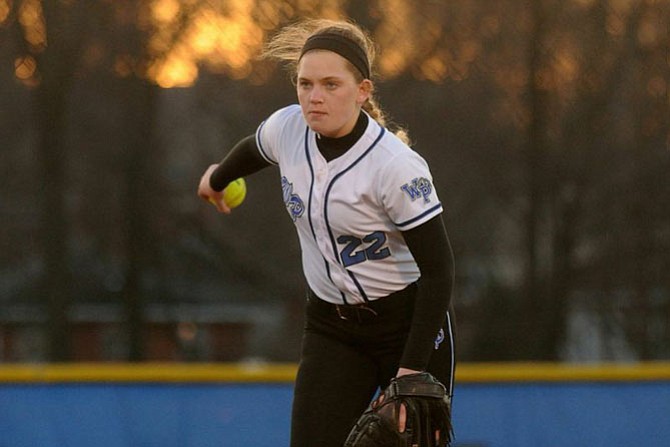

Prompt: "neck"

[316,111,368,162]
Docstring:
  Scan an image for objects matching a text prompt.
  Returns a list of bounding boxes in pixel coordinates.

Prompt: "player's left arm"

[398,214,455,374]
[345,217,455,446]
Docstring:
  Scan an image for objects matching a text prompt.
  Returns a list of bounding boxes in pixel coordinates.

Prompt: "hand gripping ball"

[209,178,246,209]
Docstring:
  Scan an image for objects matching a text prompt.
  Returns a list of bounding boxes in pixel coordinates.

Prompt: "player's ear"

[357,79,373,106]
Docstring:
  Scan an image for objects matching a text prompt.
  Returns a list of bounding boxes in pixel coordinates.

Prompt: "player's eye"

[325,81,338,89]
[298,80,312,89]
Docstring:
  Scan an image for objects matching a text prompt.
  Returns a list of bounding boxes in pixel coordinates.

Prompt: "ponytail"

[362,98,410,145]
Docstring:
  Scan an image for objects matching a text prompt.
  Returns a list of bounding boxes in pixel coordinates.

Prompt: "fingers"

[208,196,232,214]
[197,164,218,194]
[401,407,441,447]
[398,402,406,433]
[375,393,407,434]
[198,164,231,214]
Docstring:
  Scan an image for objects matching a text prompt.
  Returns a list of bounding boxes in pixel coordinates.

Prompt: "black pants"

[290,283,456,447]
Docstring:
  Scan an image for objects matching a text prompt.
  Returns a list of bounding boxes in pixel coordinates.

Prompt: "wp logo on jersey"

[281,176,305,221]
[401,177,433,204]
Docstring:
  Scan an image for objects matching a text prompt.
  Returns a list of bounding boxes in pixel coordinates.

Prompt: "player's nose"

[310,87,325,103]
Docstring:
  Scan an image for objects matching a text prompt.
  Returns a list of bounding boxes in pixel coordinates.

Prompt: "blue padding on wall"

[451,382,670,447]
[0,384,293,447]
[1,381,669,446]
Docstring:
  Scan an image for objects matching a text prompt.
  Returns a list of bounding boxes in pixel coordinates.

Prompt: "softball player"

[198,19,456,447]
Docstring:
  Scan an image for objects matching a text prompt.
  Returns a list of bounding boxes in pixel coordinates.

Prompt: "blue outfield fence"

[0,362,669,447]
[0,383,293,447]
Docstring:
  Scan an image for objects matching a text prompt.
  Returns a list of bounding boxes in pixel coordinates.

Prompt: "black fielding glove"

[344,372,453,447]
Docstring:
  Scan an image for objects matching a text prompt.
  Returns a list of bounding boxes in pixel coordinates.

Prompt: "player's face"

[297,50,371,138]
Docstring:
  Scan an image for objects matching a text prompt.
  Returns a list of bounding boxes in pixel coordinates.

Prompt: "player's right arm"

[199,105,298,212]
[198,134,271,213]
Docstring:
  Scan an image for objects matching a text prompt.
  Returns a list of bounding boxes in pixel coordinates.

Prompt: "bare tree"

[29,0,98,361]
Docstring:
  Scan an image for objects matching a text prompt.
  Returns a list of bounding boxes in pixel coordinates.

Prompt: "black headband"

[300,32,370,79]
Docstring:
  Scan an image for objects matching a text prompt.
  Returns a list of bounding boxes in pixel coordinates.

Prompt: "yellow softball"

[223,178,246,208]
[210,178,246,209]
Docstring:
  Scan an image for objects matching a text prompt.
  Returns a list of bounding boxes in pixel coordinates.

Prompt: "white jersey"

[256,105,443,305]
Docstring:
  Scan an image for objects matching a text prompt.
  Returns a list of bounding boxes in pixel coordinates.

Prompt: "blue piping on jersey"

[305,127,317,241]
[394,203,443,228]
[323,124,386,303]
[445,310,456,396]
[256,120,278,165]
[304,126,348,304]
[347,270,369,302]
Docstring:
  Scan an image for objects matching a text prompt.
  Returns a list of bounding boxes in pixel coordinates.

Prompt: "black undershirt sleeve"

[399,214,455,370]
[209,134,271,192]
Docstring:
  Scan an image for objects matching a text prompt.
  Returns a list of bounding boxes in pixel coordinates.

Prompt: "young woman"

[198,19,456,447]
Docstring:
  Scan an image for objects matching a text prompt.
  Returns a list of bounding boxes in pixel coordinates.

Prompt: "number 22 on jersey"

[337,231,391,267]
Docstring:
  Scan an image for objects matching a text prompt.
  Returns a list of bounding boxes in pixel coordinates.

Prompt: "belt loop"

[359,305,378,320]
[309,289,392,324]
[335,303,378,323]
[336,305,348,320]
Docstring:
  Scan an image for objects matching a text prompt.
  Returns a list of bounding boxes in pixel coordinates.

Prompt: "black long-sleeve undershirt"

[209,134,270,191]
[209,126,454,370]
[399,214,454,369]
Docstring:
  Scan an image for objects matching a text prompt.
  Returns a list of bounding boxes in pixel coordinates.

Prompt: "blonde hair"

[261,19,410,144]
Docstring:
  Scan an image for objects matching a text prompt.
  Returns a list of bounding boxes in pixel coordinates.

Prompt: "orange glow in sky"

[148,0,266,87]
[0,0,10,24]
[18,0,47,52]
[10,0,658,92]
